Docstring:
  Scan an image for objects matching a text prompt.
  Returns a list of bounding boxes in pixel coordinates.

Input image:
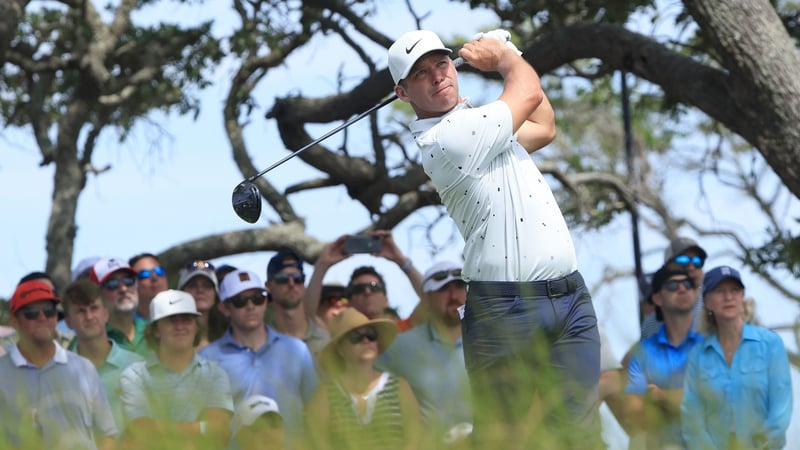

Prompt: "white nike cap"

[150,289,201,322]
[388,30,452,84]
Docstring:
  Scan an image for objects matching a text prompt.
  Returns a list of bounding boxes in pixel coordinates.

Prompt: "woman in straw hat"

[307,308,421,450]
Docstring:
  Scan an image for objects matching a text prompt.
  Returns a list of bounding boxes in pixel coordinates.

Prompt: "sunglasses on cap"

[137,265,165,280]
[673,255,705,268]
[186,260,215,272]
[427,268,462,282]
[349,281,385,296]
[346,328,378,344]
[663,278,694,292]
[271,273,305,285]
[19,303,58,320]
[229,292,268,308]
[103,274,136,291]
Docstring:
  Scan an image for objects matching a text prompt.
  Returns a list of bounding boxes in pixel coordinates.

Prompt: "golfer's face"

[398,52,460,118]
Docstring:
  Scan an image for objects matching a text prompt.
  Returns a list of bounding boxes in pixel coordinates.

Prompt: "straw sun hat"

[319,308,398,374]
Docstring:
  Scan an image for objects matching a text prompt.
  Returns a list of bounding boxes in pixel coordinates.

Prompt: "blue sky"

[1,1,799,447]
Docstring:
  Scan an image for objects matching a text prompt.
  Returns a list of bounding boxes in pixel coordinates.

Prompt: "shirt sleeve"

[680,346,715,450]
[624,346,647,395]
[120,363,152,421]
[763,331,792,449]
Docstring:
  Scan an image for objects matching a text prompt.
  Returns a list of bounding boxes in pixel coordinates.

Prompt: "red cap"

[10,280,61,315]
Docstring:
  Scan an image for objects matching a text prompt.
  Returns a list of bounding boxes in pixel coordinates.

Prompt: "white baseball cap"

[422,261,464,293]
[232,395,282,431]
[89,257,136,285]
[219,269,265,302]
[388,30,452,84]
[149,289,201,322]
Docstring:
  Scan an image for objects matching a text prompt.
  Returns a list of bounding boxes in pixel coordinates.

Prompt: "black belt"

[468,271,583,299]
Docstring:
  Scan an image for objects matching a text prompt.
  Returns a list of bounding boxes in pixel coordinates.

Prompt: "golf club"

[232,56,466,223]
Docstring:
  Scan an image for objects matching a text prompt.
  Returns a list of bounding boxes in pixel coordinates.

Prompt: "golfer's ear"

[394,84,409,101]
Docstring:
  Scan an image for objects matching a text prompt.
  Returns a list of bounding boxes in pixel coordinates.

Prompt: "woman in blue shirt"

[681,266,792,450]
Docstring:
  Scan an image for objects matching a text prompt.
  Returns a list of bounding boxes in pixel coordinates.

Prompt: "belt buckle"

[546,279,566,298]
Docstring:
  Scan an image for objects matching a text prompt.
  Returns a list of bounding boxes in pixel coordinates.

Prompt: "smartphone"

[344,235,381,254]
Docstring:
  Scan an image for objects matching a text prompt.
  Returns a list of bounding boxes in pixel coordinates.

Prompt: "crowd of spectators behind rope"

[0,233,792,450]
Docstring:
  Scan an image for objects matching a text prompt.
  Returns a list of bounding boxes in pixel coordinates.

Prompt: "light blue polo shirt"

[625,324,703,448]
[375,322,472,438]
[120,353,233,422]
[681,323,792,450]
[199,325,318,443]
[0,343,117,448]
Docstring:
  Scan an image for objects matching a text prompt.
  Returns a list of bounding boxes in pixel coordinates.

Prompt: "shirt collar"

[409,99,471,136]
[9,340,68,367]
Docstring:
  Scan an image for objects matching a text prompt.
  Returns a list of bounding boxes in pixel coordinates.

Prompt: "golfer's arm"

[497,51,543,133]
[517,92,556,154]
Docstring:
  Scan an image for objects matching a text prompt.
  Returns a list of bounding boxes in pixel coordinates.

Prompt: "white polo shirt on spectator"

[0,343,117,448]
[411,99,577,282]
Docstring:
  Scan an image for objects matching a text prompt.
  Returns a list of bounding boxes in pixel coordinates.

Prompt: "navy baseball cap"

[702,265,744,297]
[267,250,304,280]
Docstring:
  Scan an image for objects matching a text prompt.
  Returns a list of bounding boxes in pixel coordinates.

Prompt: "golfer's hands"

[459,32,522,73]
[472,29,522,56]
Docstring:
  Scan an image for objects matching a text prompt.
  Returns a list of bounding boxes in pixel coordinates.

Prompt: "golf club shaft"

[245,56,465,183]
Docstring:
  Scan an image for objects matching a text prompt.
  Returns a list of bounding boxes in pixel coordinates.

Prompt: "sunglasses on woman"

[229,292,268,308]
[137,265,166,280]
[672,255,705,268]
[19,304,58,320]
[103,275,136,291]
[186,260,215,272]
[346,328,378,344]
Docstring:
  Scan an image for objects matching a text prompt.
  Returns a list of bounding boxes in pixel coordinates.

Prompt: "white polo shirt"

[410,100,576,282]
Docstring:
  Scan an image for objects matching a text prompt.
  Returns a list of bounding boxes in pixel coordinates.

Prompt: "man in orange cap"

[0,280,117,449]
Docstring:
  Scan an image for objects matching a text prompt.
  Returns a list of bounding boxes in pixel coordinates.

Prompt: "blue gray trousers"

[462,271,602,449]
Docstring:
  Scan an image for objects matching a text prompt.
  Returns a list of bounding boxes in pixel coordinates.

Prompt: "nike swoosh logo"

[405,39,423,54]
[169,299,180,305]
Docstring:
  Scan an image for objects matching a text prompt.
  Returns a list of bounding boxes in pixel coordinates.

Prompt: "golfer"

[388,29,601,448]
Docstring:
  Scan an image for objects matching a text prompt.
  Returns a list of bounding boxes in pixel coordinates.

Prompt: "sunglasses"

[663,278,695,292]
[271,273,305,285]
[19,304,58,320]
[229,292,268,308]
[427,268,462,282]
[673,255,705,268]
[349,281,385,296]
[137,265,165,280]
[186,260,215,272]
[103,275,136,291]
[346,328,378,344]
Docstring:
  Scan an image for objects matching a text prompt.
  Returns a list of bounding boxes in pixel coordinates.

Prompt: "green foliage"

[750,225,800,276]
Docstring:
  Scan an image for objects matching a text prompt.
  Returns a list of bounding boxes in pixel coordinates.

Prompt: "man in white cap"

[388,29,600,447]
[89,257,149,355]
[119,289,233,449]
[199,269,318,449]
[376,261,472,444]
[231,395,284,450]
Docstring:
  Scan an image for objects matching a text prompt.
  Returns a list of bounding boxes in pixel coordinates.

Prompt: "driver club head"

[232,180,262,223]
